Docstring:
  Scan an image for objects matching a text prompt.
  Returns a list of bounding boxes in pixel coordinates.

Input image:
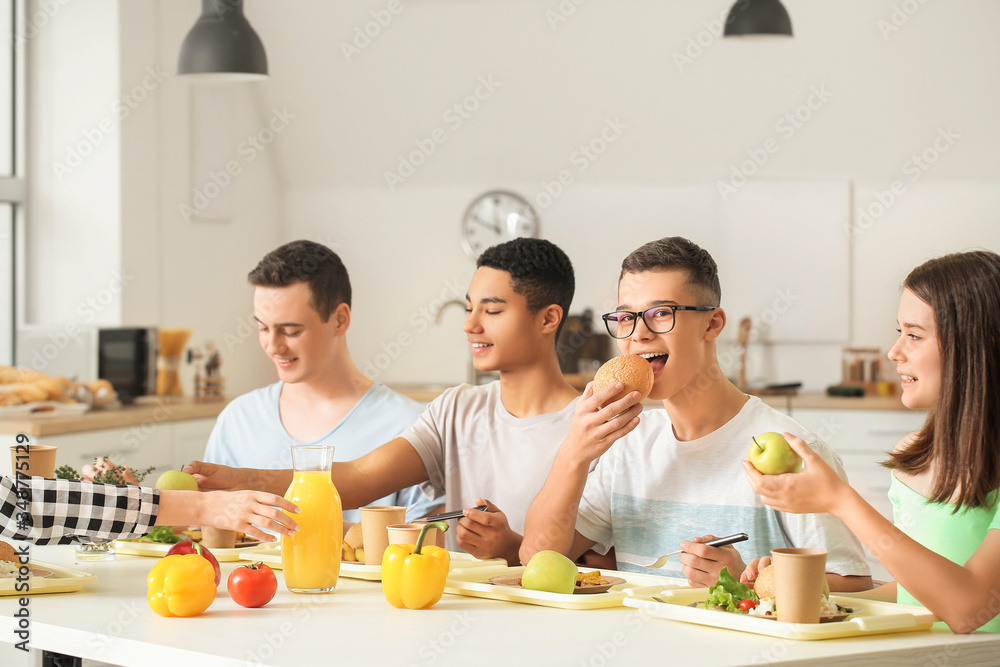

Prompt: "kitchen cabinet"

[785,408,926,521]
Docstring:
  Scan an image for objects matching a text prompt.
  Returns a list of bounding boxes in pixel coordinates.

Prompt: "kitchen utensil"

[424,505,488,522]
[625,532,748,569]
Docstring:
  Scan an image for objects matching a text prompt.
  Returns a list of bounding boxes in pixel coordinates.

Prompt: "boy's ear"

[704,306,726,341]
[332,302,351,336]
[539,304,564,335]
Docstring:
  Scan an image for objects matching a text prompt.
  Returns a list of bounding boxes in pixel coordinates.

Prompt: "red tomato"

[166,541,221,586]
[228,562,277,608]
[738,598,758,613]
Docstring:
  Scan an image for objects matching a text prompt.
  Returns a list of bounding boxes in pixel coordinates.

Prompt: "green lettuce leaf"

[136,526,184,543]
[705,566,758,613]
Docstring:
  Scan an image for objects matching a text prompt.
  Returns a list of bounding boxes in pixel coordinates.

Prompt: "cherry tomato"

[738,598,758,613]
[228,562,277,608]
[166,541,221,586]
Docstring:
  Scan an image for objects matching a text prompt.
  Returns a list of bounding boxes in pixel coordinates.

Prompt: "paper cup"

[359,505,406,565]
[771,547,828,623]
[412,520,446,548]
[9,444,57,479]
[386,522,445,550]
[200,527,236,549]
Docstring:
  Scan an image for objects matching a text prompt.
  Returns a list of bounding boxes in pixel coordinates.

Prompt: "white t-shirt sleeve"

[777,437,872,577]
[400,394,451,501]
[575,456,616,555]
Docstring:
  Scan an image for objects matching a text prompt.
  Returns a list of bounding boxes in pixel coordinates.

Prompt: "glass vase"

[76,540,116,562]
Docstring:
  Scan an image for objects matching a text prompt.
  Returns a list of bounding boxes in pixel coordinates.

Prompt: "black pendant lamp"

[177,0,268,81]
[724,0,793,37]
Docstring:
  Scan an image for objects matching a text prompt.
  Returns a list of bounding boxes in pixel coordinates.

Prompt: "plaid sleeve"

[1,476,160,545]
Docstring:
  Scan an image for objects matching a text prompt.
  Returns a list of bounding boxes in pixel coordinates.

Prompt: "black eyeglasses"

[602,305,717,339]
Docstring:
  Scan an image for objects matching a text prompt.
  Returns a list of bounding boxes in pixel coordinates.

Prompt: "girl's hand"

[743,433,849,515]
[203,490,300,542]
[740,556,772,584]
[562,382,642,465]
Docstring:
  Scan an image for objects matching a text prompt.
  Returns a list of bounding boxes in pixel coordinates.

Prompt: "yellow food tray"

[239,543,506,581]
[0,561,96,596]
[112,539,264,562]
[445,564,686,610]
[622,587,937,640]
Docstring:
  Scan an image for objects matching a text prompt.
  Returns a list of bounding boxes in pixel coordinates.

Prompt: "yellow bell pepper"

[147,553,217,617]
[381,521,450,609]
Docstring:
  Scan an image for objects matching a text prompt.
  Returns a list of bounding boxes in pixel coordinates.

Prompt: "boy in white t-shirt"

[522,237,873,592]
[189,238,582,564]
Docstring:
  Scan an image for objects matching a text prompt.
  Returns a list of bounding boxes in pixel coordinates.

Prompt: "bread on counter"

[0,366,74,406]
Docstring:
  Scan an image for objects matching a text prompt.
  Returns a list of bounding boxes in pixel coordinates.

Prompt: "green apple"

[748,432,802,475]
[521,550,578,594]
[154,469,199,491]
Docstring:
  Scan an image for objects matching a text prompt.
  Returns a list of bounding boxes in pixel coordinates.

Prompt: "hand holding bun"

[592,355,654,407]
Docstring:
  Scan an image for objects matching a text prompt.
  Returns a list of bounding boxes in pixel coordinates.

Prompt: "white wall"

[24,0,121,327]
[20,0,1000,395]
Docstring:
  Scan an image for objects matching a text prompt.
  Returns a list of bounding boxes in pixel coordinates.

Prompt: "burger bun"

[753,563,830,600]
[344,522,364,549]
[0,540,18,564]
[592,355,654,407]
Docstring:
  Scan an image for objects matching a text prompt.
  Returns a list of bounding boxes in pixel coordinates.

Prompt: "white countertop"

[1,546,999,667]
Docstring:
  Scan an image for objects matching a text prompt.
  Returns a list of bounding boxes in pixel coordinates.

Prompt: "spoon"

[625,533,749,569]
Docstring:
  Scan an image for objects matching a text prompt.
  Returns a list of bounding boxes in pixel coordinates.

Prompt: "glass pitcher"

[281,445,342,593]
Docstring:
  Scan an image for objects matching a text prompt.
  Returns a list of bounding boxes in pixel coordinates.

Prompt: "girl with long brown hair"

[744,250,1000,633]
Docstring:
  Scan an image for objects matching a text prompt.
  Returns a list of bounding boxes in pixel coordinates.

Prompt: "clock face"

[461,191,539,260]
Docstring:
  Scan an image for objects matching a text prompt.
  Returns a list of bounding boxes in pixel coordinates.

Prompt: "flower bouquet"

[56,457,156,561]
[55,457,155,486]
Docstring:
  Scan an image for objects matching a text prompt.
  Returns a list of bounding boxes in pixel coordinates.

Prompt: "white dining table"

[0,545,999,667]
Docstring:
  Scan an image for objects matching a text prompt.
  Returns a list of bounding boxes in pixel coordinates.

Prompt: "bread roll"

[344,522,364,549]
[753,564,775,599]
[0,540,19,563]
[592,355,654,407]
[753,563,830,600]
[0,366,74,402]
[0,383,48,405]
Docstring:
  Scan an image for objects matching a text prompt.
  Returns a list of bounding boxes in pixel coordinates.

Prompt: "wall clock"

[460,190,538,260]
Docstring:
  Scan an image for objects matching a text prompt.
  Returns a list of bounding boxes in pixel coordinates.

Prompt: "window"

[0,0,25,365]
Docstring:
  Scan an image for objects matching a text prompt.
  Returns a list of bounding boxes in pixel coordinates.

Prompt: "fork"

[624,532,749,569]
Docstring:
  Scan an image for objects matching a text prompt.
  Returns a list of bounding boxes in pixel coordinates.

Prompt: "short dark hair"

[884,250,1000,510]
[477,238,575,338]
[248,240,351,321]
[619,237,721,306]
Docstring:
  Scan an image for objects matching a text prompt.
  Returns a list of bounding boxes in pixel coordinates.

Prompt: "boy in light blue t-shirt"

[202,241,438,533]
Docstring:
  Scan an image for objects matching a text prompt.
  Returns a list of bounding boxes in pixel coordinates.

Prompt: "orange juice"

[281,470,342,593]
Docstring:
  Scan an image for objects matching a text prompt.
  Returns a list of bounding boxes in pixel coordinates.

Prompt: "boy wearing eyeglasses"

[188,238,584,565]
[521,237,872,592]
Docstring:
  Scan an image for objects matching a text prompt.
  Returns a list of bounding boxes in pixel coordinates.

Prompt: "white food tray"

[445,564,687,610]
[239,543,505,581]
[622,587,937,640]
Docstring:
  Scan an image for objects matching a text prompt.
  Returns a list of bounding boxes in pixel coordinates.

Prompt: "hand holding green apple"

[744,432,850,516]
[155,469,200,491]
[748,432,803,475]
